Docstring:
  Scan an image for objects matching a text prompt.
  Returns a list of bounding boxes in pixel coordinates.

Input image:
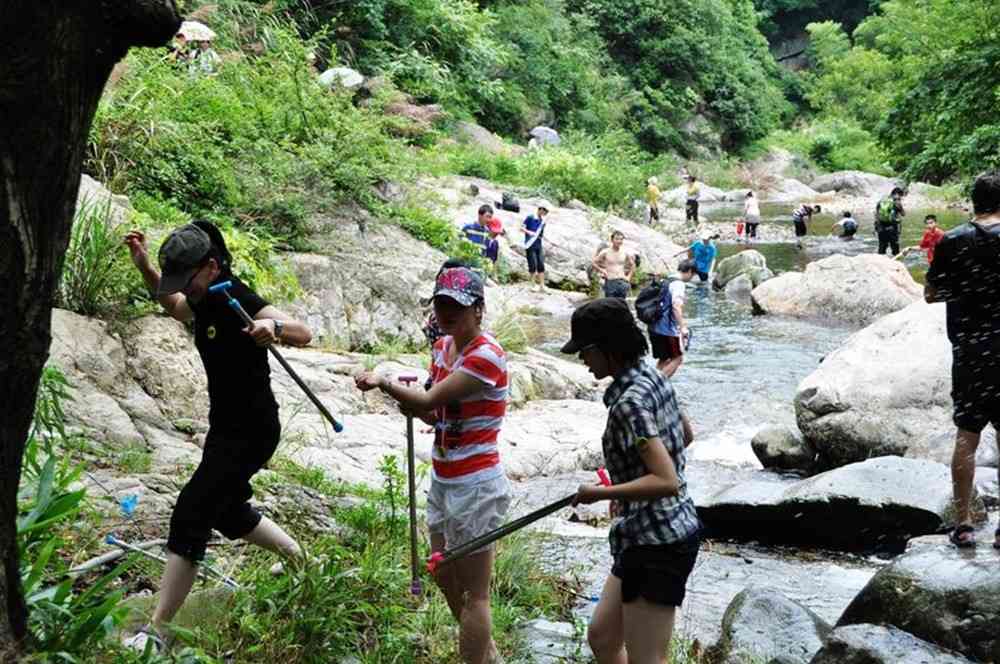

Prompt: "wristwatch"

[273,319,284,341]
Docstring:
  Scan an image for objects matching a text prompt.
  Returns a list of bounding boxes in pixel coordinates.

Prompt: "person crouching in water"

[355,266,511,664]
[832,211,858,240]
[122,222,313,652]
[562,298,701,664]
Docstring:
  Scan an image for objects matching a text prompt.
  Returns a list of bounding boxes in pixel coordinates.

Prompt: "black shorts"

[952,347,1000,433]
[611,534,700,607]
[526,243,545,273]
[794,220,807,237]
[696,271,709,282]
[649,205,659,222]
[650,332,683,360]
[168,418,281,562]
[604,279,630,299]
[745,222,759,238]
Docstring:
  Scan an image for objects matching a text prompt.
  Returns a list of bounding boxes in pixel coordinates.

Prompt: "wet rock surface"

[751,425,816,473]
[713,249,773,290]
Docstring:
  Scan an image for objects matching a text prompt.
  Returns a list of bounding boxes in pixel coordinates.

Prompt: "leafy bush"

[59,197,145,317]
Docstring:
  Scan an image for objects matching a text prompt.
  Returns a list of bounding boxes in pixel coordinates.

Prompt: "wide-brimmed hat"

[561,298,637,354]
[433,267,484,307]
[157,224,212,295]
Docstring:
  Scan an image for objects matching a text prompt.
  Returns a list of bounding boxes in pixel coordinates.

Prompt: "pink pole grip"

[426,552,444,574]
[597,468,611,486]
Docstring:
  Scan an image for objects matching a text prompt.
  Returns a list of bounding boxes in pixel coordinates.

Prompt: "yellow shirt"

[687,182,701,200]
[646,184,661,205]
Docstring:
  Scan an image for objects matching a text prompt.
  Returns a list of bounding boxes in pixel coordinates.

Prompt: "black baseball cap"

[157,224,212,295]
[561,298,637,354]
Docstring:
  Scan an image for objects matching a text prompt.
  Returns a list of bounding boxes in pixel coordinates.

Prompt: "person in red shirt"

[899,215,946,263]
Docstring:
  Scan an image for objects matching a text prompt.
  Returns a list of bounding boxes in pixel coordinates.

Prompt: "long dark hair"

[192,220,232,272]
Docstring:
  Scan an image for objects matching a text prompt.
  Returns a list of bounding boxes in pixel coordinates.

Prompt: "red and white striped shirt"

[428,333,508,484]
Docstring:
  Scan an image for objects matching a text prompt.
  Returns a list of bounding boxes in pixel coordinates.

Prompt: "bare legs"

[588,576,676,664]
[430,533,498,664]
[951,428,981,530]
[656,356,683,378]
[150,517,301,633]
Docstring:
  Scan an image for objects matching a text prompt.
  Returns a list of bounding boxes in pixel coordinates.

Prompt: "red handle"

[426,551,444,574]
[597,468,611,487]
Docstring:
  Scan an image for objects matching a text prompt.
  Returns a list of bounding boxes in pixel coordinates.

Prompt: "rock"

[810,171,902,198]
[713,587,830,664]
[662,183,728,206]
[454,121,511,155]
[751,425,816,473]
[810,624,976,664]
[751,254,921,326]
[77,174,133,226]
[507,348,601,406]
[836,539,1000,661]
[318,66,364,91]
[795,301,999,468]
[766,177,820,203]
[529,126,561,146]
[383,100,445,136]
[425,176,686,289]
[697,457,981,551]
[517,619,583,663]
[566,199,588,211]
[723,189,750,202]
[713,250,772,290]
[976,467,999,507]
[751,148,818,183]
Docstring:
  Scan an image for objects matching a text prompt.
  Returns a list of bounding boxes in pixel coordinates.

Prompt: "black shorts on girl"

[611,532,700,606]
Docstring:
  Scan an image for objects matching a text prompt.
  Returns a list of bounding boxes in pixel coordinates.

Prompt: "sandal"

[949,524,976,549]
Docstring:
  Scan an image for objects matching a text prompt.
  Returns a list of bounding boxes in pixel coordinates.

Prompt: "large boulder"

[712,588,830,664]
[383,100,445,137]
[425,176,686,289]
[751,425,817,473]
[697,456,981,551]
[809,625,976,664]
[836,537,1000,662]
[318,67,364,91]
[751,254,922,326]
[766,177,820,203]
[713,250,773,290]
[454,121,518,156]
[751,148,818,183]
[795,301,999,469]
[77,174,133,226]
[662,183,728,206]
[810,171,902,198]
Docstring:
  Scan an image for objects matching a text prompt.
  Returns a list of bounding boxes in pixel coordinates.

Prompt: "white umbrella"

[529,126,560,146]
[178,20,216,42]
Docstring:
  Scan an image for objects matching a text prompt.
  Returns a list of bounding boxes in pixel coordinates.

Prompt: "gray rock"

[318,66,364,91]
[662,183,728,206]
[837,539,1000,661]
[529,126,561,146]
[517,619,584,662]
[713,250,771,290]
[713,587,830,664]
[810,624,976,664]
[795,301,999,469]
[975,467,999,507]
[810,171,903,198]
[77,174,133,226]
[766,177,820,203]
[751,254,921,326]
[751,425,816,473]
[697,457,982,551]
[751,148,818,184]
[454,121,512,155]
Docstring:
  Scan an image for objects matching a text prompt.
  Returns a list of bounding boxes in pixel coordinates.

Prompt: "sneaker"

[122,626,164,654]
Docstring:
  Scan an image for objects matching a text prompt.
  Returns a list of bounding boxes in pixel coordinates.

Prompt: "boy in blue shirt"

[688,233,717,282]
[649,260,696,377]
[462,205,500,267]
[521,204,549,292]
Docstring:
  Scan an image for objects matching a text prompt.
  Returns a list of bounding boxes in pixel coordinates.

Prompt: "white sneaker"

[122,626,164,653]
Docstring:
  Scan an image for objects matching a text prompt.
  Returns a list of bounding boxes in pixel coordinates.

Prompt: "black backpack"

[635,278,670,325]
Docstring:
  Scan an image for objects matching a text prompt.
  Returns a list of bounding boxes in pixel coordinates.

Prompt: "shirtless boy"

[592,231,635,299]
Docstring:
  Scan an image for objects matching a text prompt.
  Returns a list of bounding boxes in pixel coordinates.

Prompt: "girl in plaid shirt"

[562,298,701,664]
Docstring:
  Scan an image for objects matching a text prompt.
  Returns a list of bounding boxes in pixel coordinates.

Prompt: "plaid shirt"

[602,360,701,559]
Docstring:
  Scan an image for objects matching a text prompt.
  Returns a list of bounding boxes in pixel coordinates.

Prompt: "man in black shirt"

[122,222,314,650]
[925,172,1000,549]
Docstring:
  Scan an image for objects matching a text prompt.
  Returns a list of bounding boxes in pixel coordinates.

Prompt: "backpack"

[500,192,520,213]
[635,278,672,325]
[876,198,896,225]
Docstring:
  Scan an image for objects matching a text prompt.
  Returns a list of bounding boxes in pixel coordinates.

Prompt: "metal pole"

[398,375,422,596]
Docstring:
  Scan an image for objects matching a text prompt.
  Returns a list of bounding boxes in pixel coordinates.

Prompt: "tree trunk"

[0,1,180,657]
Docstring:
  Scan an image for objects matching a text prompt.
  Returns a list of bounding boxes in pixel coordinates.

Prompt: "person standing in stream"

[924,172,1000,550]
[743,191,761,242]
[355,266,511,664]
[561,298,701,664]
[593,230,636,299]
[521,204,549,292]
[121,222,313,652]
[685,175,701,224]
[874,186,906,255]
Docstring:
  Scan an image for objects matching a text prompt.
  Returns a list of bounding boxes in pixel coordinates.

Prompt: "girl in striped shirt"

[355,266,511,664]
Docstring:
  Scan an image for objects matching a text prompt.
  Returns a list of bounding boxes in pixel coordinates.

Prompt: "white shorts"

[427,474,512,554]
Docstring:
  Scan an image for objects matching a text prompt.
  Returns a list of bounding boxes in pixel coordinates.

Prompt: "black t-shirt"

[188,274,278,427]
[926,221,1000,349]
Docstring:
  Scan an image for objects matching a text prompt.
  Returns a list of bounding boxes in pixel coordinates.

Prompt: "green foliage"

[59,197,145,317]
[222,225,303,304]
[572,0,789,152]
[489,309,529,353]
[21,367,131,661]
[762,117,889,174]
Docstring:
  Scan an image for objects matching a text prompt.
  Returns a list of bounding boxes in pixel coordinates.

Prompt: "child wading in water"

[562,298,702,664]
[355,266,511,664]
